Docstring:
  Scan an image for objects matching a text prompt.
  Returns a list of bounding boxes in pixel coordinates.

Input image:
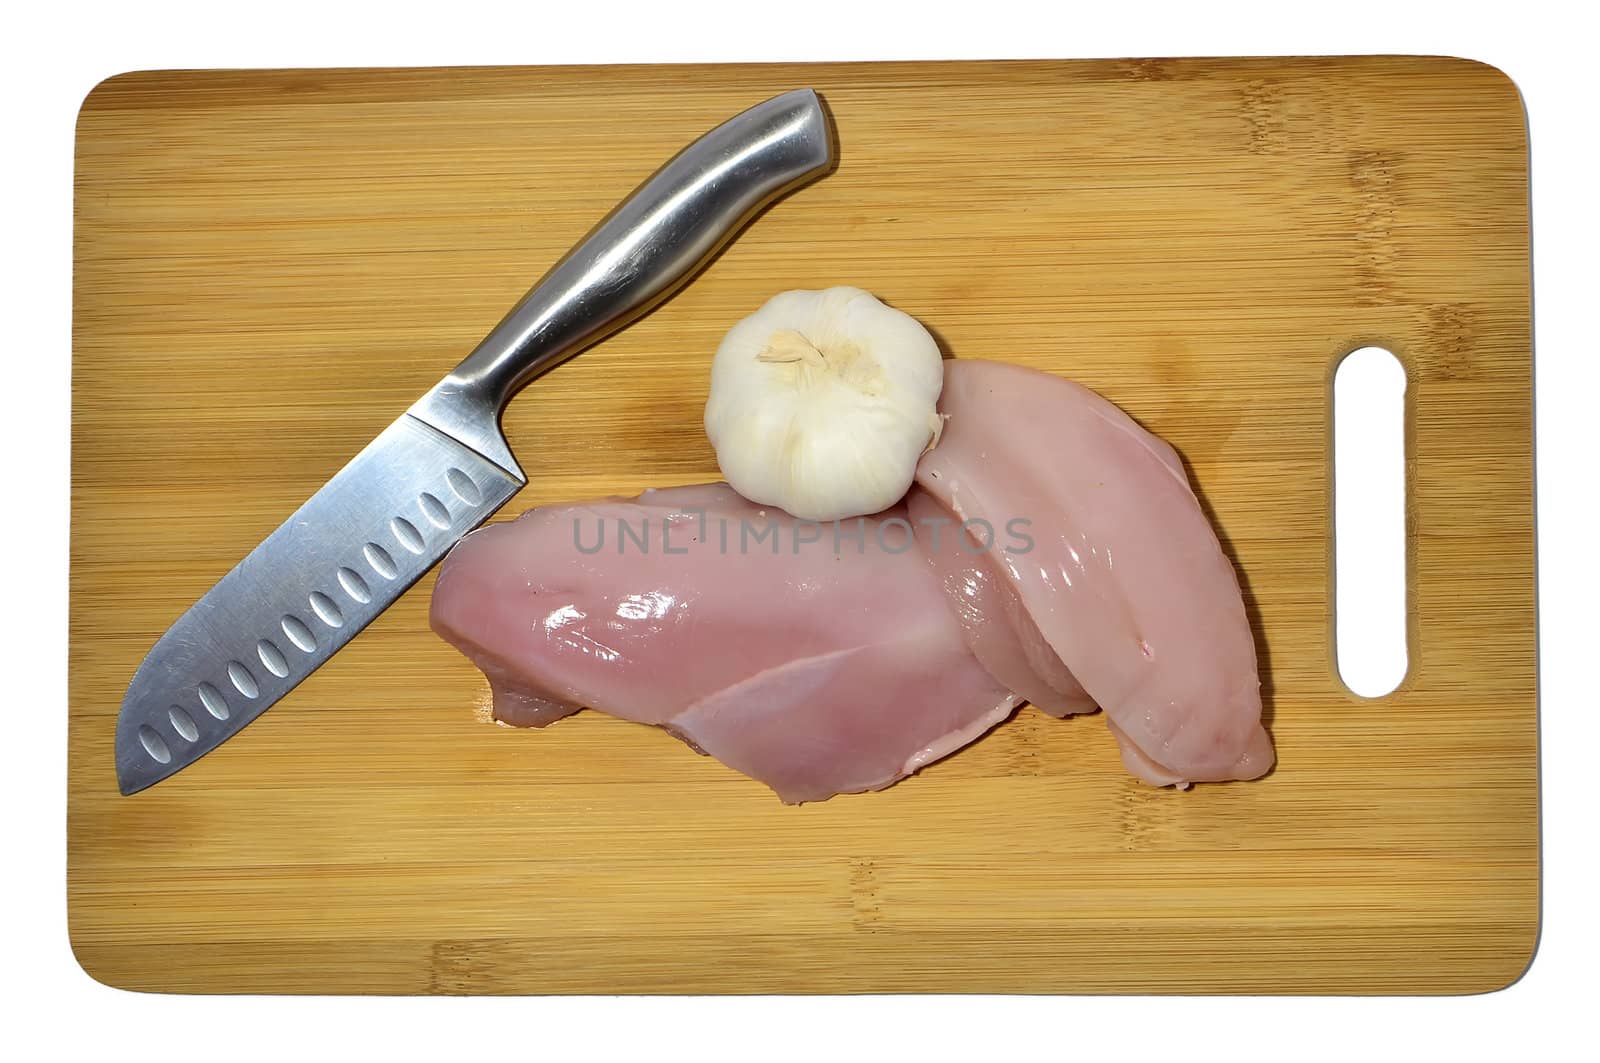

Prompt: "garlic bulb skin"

[704,287,945,522]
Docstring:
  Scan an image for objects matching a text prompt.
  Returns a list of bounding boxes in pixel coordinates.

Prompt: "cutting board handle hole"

[1332,346,1409,698]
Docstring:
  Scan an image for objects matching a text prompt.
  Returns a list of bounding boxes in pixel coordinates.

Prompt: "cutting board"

[68,56,1536,994]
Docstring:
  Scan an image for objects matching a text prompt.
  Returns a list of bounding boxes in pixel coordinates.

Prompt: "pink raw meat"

[905,487,1096,719]
[914,359,1274,785]
[430,482,1020,803]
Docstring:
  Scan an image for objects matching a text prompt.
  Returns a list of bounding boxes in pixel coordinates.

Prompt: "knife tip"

[115,756,151,796]
[114,711,164,796]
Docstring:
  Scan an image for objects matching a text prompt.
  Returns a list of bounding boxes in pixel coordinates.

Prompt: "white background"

[6,1,1592,1059]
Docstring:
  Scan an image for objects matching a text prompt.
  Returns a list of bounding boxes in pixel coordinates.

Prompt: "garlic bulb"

[704,287,945,522]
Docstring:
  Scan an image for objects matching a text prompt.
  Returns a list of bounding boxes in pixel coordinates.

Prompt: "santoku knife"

[115,89,837,795]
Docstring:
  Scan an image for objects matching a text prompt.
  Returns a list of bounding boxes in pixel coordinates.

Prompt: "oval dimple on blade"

[258,638,289,678]
[138,725,172,765]
[363,542,398,580]
[169,706,200,743]
[309,591,345,628]
[338,566,372,604]
[198,682,230,720]
[228,661,260,699]
[391,516,425,554]
[282,615,317,653]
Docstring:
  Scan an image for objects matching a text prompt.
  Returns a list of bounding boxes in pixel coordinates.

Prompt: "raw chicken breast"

[915,360,1273,785]
[906,487,1096,719]
[430,482,1020,803]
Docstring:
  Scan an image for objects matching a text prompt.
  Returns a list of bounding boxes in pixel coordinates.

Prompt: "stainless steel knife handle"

[409,89,836,472]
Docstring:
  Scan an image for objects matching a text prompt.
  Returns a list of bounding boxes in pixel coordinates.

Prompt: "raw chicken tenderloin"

[430,482,1020,803]
[915,360,1274,785]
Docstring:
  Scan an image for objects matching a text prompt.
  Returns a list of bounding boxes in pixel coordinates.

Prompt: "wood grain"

[68,57,1536,994]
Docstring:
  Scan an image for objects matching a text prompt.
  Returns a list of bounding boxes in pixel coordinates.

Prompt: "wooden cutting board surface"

[68,57,1536,994]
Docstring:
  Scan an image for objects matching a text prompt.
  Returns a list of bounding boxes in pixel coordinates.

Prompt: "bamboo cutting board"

[68,57,1536,994]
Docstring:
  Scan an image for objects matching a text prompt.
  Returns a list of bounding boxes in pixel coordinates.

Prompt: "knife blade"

[116,88,837,794]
